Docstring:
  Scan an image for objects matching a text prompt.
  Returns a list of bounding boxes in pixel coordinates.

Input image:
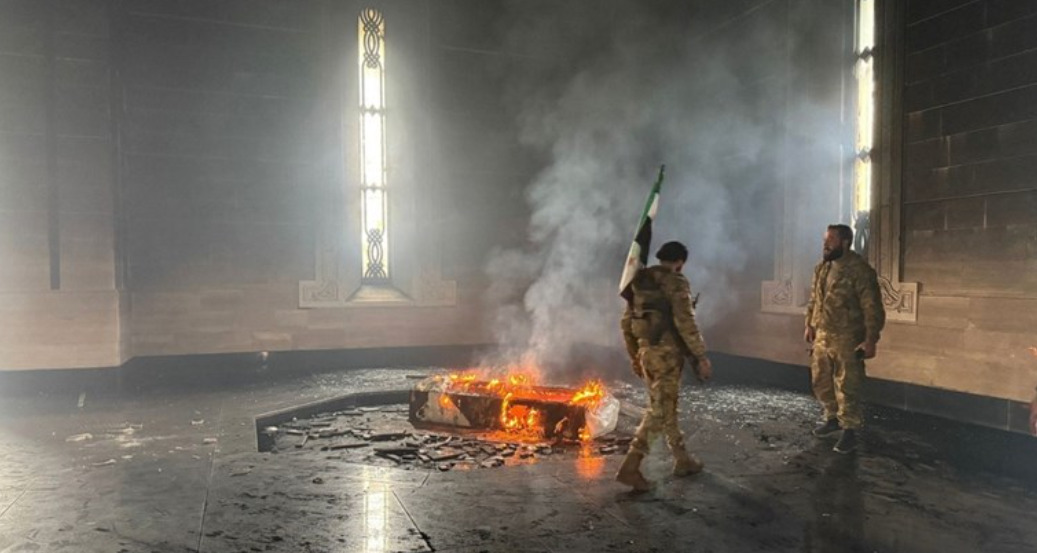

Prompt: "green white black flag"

[619,165,664,303]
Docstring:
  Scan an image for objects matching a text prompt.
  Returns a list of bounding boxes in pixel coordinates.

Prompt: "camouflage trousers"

[630,344,687,456]
[810,335,866,430]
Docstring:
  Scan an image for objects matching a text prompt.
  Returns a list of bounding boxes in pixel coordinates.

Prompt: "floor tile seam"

[0,484,31,520]
[195,403,225,553]
[390,488,436,552]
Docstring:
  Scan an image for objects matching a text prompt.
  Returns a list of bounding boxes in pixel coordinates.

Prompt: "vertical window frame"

[358,7,389,283]
[852,0,876,255]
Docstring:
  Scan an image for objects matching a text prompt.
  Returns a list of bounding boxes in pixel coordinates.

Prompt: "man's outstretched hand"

[694,357,713,383]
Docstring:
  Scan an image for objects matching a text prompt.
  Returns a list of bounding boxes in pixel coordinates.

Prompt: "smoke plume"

[482,0,843,375]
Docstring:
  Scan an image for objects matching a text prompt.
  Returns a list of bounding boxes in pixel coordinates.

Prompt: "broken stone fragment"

[369,432,408,442]
[324,442,369,451]
[429,449,464,462]
[480,458,504,469]
[374,446,419,456]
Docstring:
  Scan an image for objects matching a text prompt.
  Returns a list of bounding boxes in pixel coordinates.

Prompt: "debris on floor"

[261,404,633,471]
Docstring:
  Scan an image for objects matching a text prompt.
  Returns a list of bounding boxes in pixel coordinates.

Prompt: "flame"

[500,393,543,439]
[569,380,605,408]
[1028,346,1037,359]
[433,367,607,442]
[575,442,606,479]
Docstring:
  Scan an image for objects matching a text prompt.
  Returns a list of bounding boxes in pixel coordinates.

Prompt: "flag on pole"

[619,165,664,303]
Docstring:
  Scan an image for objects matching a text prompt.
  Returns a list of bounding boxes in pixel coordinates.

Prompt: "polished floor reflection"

[1,367,1035,552]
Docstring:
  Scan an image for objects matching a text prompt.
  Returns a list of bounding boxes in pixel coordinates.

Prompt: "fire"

[500,393,542,439]
[1028,346,1037,359]
[570,380,605,408]
[433,367,608,442]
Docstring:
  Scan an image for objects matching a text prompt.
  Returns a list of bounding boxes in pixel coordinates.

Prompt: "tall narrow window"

[852,0,875,253]
[358,8,388,281]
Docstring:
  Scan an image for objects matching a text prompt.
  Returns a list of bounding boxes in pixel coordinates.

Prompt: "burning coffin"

[409,373,620,441]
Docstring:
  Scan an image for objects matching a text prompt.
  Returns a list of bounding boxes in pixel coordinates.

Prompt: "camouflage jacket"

[621,265,708,362]
[805,250,886,344]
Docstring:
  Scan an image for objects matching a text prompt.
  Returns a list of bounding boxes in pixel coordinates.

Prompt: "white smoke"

[482,0,843,374]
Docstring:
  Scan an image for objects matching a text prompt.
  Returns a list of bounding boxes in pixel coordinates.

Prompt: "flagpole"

[619,165,665,301]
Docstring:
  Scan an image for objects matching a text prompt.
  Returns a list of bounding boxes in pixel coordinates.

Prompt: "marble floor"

[1,364,1035,553]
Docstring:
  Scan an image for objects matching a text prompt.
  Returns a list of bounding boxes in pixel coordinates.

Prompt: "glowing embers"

[409,370,619,442]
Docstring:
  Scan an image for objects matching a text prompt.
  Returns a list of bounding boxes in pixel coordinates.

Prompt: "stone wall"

[0,0,121,369]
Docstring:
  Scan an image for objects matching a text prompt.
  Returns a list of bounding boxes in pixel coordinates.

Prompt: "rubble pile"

[261,404,632,472]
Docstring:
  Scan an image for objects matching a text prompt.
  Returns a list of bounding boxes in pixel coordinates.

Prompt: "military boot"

[812,418,841,438]
[833,429,857,454]
[615,451,652,492]
[672,448,704,477]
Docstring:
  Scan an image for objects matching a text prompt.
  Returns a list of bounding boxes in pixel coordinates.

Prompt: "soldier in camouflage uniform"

[1030,389,1037,436]
[1030,387,1037,436]
[804,224,886,454]
[616,241,712,491]
[1029,348,1037,436]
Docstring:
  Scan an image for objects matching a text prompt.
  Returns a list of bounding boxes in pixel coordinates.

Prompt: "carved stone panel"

[878,276,917,322]
[761,279,807,315]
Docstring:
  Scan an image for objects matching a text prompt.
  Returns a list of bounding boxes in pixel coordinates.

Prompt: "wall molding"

[299,222,355,308]
[878,275,917,321]
[872,0,918,323]
[760,279,805,315]
[299,225,456,309]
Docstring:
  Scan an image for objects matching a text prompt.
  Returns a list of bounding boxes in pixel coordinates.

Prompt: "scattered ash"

[611,380,818,427]
[682,385,818,426]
